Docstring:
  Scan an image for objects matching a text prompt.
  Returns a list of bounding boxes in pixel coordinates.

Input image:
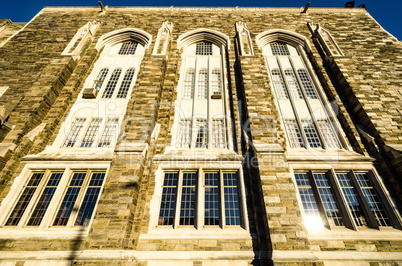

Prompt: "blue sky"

[1,1,401,40]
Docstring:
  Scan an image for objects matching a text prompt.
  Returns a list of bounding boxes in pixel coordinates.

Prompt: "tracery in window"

[158,170,243,229]
[295,170,398,230]
[263,41,342,149]
[3,169,106,227]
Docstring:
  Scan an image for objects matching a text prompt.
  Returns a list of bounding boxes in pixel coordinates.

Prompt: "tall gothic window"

[173,40,229,149]
[263,41,342,149]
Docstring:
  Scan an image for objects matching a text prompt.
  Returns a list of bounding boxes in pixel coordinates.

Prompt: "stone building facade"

[0,5,401,265]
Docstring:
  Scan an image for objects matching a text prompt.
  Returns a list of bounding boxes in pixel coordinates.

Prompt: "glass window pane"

[75,172,106,226]
[5,172,45,226]
[212,119,226,148]
[179,172,197,225]
[177,119,191,148]
[63,118,86,147]
[102,68,122,98]
[27,173,63,226]
[355,173,391,226]
[159,172,178,225]
[53,172,86,226]
[204,172,220,225]
[195,119,207,148]
[314,173,344,226]
[337,173,368,226]
[197,68,208,99]
[297,69,318,99]
[118,41,138,55]
[196,42,212,55]
[93,68,109,91]
[80,118,102,147]
[271,42,290,56]
[271,69,289,99]
[183,68,195,99]
[284,69,303,99]
[284,119,305,148]
[302,120,322,148]
[223,172,241,225]
[98,118,119,148]
[116,68,135,98]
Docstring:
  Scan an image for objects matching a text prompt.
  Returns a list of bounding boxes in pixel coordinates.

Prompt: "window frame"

[153,166,248,232]
[0,164,108,231]
[264,41,348,150]
[292,167,402,231]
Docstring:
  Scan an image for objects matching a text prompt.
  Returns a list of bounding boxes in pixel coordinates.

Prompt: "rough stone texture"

[0,6,401,266]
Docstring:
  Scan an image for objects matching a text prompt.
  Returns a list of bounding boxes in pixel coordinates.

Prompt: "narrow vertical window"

[80,118,102,147]
[116,68,135,98]
[271,69,289,99]
[5,172,45,226]
[180,172,197,225]
[212,119,226,148]
[284,119,304,148]
[297,69,318,99]
[355,173,391,226]
[195,119,207,148]
[204,172,220,226]
[75,172,106,226]
[196,41,212,55]
[63,118,86,147]
[223,172,241,225]
[53,172,86,226]
[27,172,63,226]
[158,172,178,225]
[94,68,109,91]
[317,119,340,148]
[337,173,368,226]
[302,120,322,148]
[197,68,208,99]
[102,68,122,98]
[183,69,195,99]
[284,69,303,99]
[118,41,138,55]
[314,173,344,226]
[211,69,222,94]
[295,173,322,227]
[177,119,191,148]
[98,118,119,148]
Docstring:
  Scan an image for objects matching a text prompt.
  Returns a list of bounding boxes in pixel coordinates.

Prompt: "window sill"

[307,227,402,240]
[0,227,90,239]
[141,226,251,239]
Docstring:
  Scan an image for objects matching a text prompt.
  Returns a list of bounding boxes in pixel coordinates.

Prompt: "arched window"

[263,40,341,149]
[173,36,230,150]
[61,29,150,149]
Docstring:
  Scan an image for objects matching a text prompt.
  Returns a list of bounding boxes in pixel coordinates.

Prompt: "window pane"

[80,118,102,147]
[197,68,208,99]
[211,69,222,94]
[98,118,119,148]
[317,119,340,148]
[63,118,86,147]
[196,41,212,55]
[102,68,122,98]
[195,119,207,148]
[94,68,109,91]
[337,173,368,226]
[284,69,303,99]
[116,68,135,98]
[271,69,289,99]
[212,119,226,148]
[223,172,241,225]
[118,41,138,55]
[75,172,106,226]
[53,172,86,226]
[271,42,290,56]
[204,172,220,225]
[302,120,322,148]
[27,172,63,226]
[180,172,197,225]
[177,119,191,148]
[295,173,322,227]
[5,172,45,226]
[314,173,344,226]
[297,69,318,99]
[159,172,178,225]
[284,119,305,148]
[183,68,195,99]
[355,173,391,226]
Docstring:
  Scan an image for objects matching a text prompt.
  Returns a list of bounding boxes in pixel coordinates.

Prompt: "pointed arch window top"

[256,29,310,52]
[177,28,230,50]
[95,28,152,51]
